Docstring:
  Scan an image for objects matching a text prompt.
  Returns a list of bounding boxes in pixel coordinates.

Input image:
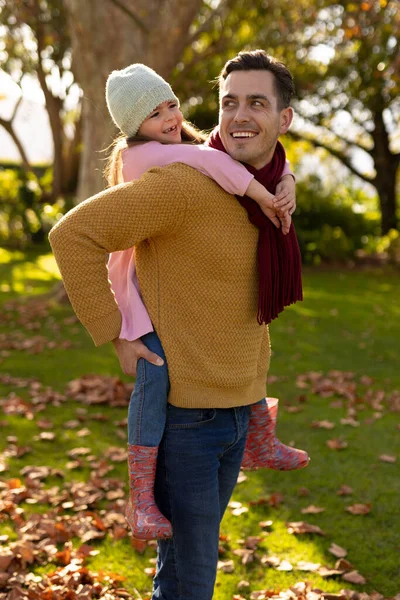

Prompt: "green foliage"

[0,168,66,247]
[294,175,380,263]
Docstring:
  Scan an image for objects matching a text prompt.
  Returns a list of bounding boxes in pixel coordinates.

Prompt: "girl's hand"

[245,179,281,229]
[112,337,164,377]
[274,174,296,216]
[280,211,292,235]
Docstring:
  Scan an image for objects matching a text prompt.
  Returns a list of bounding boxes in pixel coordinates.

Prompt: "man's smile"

[230,131,258,139]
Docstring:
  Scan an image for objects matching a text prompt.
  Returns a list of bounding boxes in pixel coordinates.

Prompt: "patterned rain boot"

[125,444,173,540]
[242,398,309,470]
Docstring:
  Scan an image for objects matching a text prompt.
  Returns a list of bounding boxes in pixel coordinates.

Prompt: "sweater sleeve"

[281,159,295,180]
[49,166,186,346]
[122,141,254,196]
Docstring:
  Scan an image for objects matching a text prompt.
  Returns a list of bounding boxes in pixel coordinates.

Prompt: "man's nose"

[233,105,250,122]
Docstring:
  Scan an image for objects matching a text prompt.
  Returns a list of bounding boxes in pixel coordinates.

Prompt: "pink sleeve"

[281,159,295,180]
[122,141,254,196]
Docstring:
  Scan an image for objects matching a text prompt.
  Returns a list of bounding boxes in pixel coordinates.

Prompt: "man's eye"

[252,101,263,106]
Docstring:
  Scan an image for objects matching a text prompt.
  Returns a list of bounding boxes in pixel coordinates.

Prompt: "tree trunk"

[371,111,399,234]
[63,0,204,203]
[36,34,65,200]
[63,112,82,194]
[374,161,399,234]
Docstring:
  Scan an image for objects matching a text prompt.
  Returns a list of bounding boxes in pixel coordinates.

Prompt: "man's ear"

[279,107,293,134]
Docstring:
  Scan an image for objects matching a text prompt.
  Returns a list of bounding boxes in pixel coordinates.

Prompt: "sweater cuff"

[85,309,122,347]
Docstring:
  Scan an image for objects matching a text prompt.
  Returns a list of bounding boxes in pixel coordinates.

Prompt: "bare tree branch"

[108,0,149,33]
[288,129,376,184]
[0,112,31,172]
[10,95,23,121]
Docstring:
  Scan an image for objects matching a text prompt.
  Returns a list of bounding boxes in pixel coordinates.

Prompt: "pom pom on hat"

[106,63,179,137]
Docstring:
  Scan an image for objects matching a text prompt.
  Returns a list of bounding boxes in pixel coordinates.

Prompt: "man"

[50,50,296,600]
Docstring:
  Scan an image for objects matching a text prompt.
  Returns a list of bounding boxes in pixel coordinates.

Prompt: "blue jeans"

[152,403,251,600]
[127,331,169,447]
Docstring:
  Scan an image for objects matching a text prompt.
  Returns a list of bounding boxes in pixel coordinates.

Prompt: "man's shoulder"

[147,162,231,192]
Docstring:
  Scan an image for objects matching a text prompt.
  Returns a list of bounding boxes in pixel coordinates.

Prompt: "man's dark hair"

[219,50,295,110]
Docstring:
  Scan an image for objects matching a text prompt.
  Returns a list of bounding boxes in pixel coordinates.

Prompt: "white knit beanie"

[105,63,179,138]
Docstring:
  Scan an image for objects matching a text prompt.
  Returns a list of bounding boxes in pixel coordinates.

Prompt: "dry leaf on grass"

[328,543,348,558]
[286,521,326,535]
[217,559,235,573]
[311,420,335,429]
[276,560,293,571]
[342,570,366,584]
[337,485,353,496]
[327,439,348,450]
[345,503,371,515]
[301,505,325,514]
[318,566,345,578]
[296,561,321,572]
[379,454,396,463]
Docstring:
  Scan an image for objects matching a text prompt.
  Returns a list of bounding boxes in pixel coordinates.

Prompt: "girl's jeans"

[128,331,251,599]
[127,331,169,447]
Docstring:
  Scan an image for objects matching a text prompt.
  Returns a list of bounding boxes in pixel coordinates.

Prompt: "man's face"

[219,70,293,169]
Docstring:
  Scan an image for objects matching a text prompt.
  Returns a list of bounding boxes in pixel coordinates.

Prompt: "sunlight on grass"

[0,248,25,263]
[0,249,60,296]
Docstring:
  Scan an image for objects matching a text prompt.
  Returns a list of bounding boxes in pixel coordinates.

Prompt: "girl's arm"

[122,142,281,227]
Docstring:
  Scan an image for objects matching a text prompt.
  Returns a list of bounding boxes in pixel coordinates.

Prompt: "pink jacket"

[108,141,292,341]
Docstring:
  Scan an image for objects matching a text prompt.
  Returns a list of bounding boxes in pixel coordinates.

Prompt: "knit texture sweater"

[49,164,271,409]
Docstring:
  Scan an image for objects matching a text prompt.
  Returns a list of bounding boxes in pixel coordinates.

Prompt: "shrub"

[0,168,67,248]
[294,175,380,264]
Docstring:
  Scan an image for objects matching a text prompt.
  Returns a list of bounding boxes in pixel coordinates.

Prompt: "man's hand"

[112,337,164,377]
[274,174,296,216]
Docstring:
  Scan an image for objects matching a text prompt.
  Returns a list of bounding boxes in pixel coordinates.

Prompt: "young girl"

[104,63,308,541]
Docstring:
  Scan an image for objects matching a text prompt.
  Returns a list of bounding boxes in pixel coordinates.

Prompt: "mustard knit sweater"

[49,164,271,409]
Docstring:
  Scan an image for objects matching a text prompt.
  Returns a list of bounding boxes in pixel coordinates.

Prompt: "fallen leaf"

[379,454,396,463]
[301,505,325,514]
[217,559,235,573]
[337,485,353,496]
[286,521,326,535]
[260,555,281,567]
[233,548,254,564]
[269,493,284,508]
[276,560,293,571]
[327,438,348,450]
[237,580,250,590]
[318,566,345,577]
[311,420,335,429]
[296,560,321,571]
[258,520,273,529]
[342,570,366,584]
[328,543,348,558]
[345,503,371,515]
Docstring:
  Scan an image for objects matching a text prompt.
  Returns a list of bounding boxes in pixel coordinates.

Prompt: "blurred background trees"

[0,0,399,259]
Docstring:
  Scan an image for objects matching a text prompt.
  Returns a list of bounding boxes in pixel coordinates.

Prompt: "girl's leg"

[127,331,169,447]
[126,331,172,540]
[241,397,309,470]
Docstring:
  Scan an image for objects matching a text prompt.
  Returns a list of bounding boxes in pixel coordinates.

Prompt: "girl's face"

[138,100,183,143]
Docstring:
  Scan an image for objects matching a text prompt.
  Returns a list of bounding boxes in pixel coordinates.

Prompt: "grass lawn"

[0,247,399,599]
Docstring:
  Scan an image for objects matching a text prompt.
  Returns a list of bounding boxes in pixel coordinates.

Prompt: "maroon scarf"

[208,129,303,325]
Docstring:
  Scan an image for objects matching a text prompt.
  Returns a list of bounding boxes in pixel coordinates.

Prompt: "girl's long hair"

[104,120,208,188]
